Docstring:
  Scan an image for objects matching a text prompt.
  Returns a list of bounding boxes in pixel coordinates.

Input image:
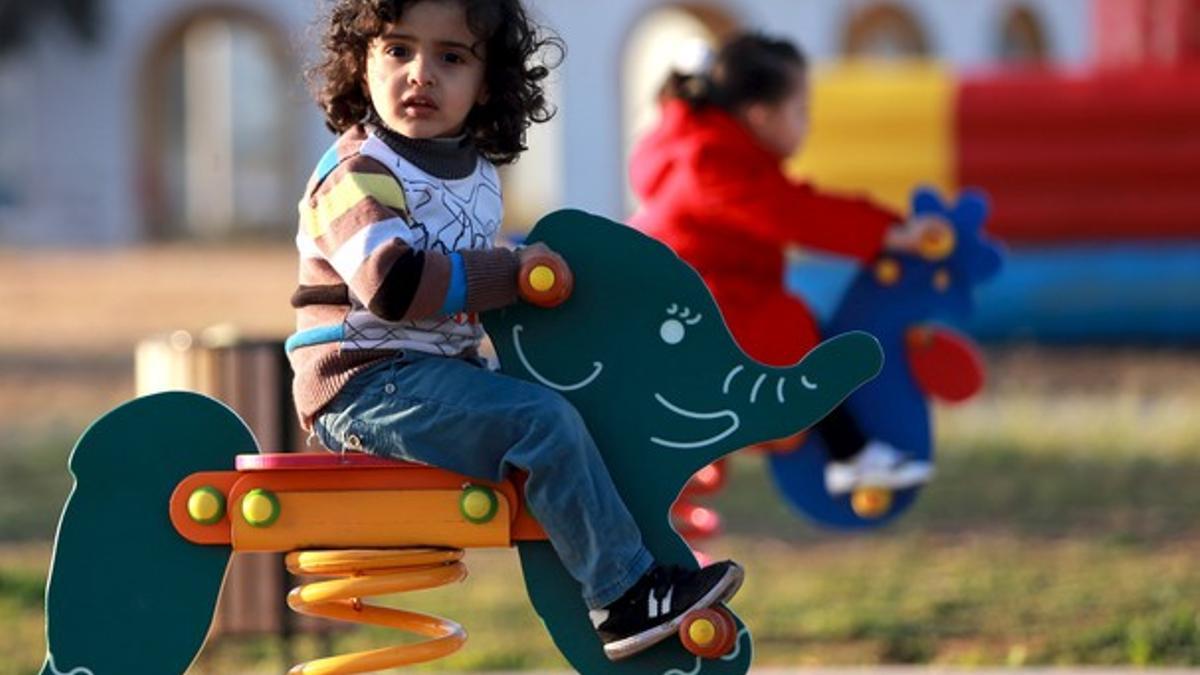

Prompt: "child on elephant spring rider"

[288,0,743,660]
[630,33,949,495]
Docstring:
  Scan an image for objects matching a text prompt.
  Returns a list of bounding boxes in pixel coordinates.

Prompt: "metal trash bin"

[135,327,335,656]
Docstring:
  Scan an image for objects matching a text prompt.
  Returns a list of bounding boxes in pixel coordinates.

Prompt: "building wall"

[0,0,328,246]
[0,0,1091,246]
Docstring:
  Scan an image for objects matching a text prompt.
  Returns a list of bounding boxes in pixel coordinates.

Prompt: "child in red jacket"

[630,33,943,495]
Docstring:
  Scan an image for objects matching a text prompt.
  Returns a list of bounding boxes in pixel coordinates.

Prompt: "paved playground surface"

[476,670,1200,675]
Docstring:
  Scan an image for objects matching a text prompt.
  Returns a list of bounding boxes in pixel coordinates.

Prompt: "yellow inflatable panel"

[788,60,956,213]
[231,490,512,552]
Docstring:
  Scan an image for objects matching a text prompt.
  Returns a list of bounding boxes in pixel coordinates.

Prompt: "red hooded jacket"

[629,99,899,366]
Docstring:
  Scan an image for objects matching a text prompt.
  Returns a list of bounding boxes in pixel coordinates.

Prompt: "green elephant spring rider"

[41,210,884,675]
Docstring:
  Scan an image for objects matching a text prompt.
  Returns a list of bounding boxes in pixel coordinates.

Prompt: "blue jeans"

[314,353,654,608]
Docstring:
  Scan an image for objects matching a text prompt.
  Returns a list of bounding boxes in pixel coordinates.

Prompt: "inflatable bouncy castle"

[789,2,1200,343]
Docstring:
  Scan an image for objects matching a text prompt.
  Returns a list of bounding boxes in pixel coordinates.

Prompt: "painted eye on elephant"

[662,303,701,344]
[661,319,686,345]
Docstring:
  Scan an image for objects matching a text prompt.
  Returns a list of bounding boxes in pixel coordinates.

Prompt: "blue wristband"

[440,252,467,315]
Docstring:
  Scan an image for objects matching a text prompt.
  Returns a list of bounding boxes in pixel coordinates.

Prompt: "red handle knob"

[518,254,573,308]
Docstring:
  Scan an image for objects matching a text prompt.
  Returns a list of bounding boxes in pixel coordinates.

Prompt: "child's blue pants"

[314,353,654,609]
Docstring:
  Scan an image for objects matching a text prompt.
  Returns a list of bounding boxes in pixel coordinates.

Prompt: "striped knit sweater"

[288,124,519,429]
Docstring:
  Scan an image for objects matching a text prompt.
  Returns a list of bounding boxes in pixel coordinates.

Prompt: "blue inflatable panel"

[965,243,1200,344]
[790,243,1200,344]
[785,252,859,324]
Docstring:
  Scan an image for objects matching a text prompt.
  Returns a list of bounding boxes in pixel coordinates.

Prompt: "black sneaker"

[590,560,744,661]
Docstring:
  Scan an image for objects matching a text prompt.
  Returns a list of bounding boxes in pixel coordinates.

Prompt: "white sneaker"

[824,440,933,495]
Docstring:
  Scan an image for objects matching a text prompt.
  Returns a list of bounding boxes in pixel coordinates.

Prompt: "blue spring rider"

[768,187,1005,529]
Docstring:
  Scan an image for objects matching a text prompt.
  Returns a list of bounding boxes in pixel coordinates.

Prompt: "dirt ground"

[2,244,1199,433]
[0,245,295,430]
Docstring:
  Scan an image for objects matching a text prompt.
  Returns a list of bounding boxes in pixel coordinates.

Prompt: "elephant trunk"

[727,331,885,447]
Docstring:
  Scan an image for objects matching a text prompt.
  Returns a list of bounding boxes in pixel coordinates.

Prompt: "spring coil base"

[285,548,468,675]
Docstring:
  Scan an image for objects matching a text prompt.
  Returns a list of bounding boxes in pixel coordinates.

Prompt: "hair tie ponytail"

[660,38,718,108]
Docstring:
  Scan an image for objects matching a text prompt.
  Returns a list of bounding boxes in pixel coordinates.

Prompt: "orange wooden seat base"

[171,454,546,548]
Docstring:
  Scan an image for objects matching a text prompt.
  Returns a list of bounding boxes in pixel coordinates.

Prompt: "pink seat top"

[236,452,420,471]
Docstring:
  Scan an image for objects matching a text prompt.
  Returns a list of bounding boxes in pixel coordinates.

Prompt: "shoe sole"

[602,563,745,661]
[826,469,935,496]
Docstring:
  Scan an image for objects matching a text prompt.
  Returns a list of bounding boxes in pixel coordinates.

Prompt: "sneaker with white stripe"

[591,560,744,661]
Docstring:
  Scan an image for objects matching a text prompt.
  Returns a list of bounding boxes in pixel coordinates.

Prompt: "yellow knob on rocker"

[529,265,556,293]
[688,618,717,646]
[851,487,893,519]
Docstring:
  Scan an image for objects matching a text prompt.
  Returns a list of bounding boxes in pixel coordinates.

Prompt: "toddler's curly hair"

[310,0,562,165]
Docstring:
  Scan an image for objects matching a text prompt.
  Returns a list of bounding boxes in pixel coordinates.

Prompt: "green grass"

[4,349,1200,672]
[0,546,53,675]
[9,521,1200,673]
[0,430,76,542]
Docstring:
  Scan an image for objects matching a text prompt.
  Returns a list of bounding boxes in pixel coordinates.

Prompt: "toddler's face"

[364,1,488,139]
[742,68,810,159]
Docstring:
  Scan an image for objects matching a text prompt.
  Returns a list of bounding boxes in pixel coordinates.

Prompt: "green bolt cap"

[460,485,499,524]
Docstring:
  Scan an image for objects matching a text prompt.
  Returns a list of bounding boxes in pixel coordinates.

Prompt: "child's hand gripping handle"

[517,244,574,308]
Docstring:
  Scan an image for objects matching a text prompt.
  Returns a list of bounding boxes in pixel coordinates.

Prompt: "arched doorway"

[842,2,930,59]
[139,7,296,240]
[998,5,1049,64]
[621,3,739,211]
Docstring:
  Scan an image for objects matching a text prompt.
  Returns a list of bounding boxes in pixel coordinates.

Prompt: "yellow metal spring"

[284,548,468,675]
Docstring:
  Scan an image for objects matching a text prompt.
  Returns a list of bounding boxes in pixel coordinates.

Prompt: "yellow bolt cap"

[875,259,901,286]
[187,486,225,525]
[933,269,951,292]
[242,489,280,528]
[460,486,499,524]
[463,491,493,519]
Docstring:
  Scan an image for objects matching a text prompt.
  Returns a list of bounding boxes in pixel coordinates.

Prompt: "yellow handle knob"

[688,618,717,645]
[918,224,956,261]
[518,254,573,308]
[528,265,557,293]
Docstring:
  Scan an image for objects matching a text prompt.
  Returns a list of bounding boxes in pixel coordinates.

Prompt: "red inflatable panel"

[958,67,1200,243]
